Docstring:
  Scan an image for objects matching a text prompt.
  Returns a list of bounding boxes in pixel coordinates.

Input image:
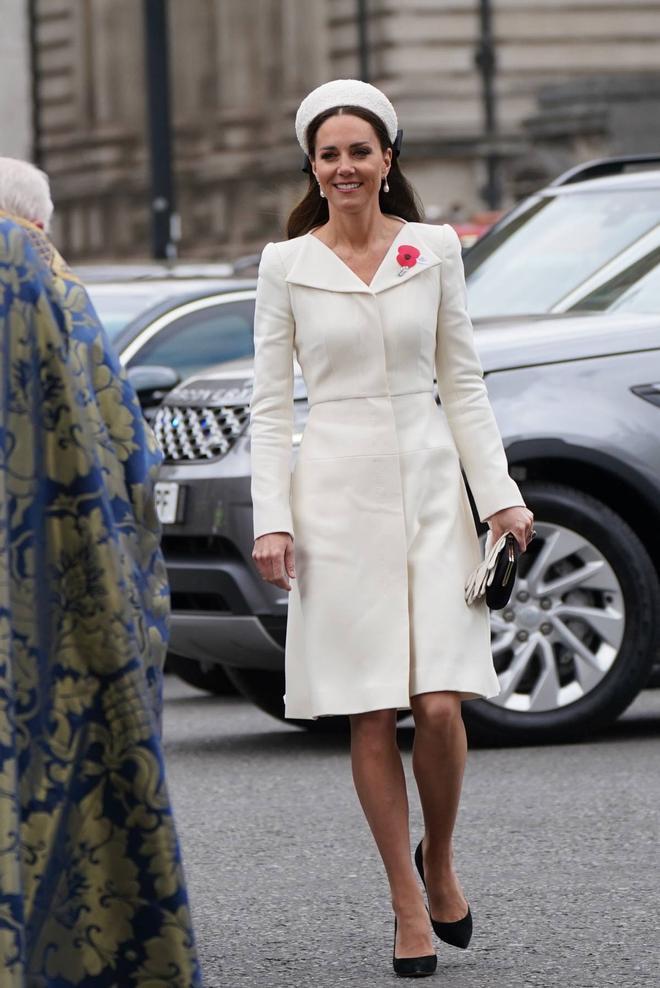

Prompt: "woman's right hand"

[252,532,296,591]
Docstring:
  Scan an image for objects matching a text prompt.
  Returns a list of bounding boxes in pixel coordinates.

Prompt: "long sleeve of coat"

[435,225,525,522]
[250,242,295,540]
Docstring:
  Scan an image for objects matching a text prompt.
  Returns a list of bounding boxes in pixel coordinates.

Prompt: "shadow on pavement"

[164,675,660,754]
[163,709,660,761]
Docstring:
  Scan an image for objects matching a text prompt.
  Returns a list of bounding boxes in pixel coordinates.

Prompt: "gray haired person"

[0,155,54,231]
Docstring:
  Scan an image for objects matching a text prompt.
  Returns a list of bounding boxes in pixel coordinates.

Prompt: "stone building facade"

[27,0,660,261]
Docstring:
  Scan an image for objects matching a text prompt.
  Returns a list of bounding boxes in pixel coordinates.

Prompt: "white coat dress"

[250,221,525,719]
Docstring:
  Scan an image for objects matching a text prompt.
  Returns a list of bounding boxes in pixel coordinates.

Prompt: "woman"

[0,207,200,987]
[250,79,534,977]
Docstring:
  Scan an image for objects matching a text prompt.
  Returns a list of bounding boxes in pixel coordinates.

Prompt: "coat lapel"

[370,224,442,294]
[285,232,370,293]
[284,223,442,295]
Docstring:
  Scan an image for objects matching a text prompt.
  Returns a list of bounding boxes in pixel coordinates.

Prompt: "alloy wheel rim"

[485,522,625,713]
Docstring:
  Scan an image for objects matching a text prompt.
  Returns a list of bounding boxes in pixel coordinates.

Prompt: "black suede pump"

[414,840,473,950]
[393,918,437,978]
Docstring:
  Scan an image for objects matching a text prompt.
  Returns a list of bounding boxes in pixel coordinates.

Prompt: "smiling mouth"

[334,182,362,191]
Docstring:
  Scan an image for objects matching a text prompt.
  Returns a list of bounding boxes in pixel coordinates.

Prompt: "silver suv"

[152,156,660,743]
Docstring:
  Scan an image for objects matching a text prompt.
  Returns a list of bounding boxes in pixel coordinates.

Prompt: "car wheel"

[223,667,351,733]
[166,653,236,696]
[462,482,660,745]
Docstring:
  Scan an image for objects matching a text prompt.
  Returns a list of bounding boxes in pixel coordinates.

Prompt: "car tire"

[223,667,351,733]
[462,481,660,745]
[166,653,237,696]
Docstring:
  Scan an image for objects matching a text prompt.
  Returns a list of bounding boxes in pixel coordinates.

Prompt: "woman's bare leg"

[410,691,470,921]
[349,709,433,958]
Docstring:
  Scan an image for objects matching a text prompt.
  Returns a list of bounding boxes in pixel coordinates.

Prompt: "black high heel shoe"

[414,840,473,950]
[392,918,437,978]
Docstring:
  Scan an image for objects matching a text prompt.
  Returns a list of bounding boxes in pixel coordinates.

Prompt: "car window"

[605,257,660,315]
[568,244,660,314]
[87,285,174,341]
[129,299,255,377]
[464,189,660,317]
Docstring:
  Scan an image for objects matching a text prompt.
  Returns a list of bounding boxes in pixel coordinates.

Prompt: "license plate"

[154,481,180,524]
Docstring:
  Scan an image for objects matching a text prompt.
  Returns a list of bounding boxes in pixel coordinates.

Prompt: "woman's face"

[311,114,391,214]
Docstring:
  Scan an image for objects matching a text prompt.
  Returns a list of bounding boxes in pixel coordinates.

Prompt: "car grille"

[154,404,250,462]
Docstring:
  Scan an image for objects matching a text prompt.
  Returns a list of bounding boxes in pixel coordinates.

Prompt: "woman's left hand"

[487,505,535,553]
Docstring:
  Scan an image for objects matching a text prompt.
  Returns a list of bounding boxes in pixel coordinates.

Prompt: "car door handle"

[631,383,660,407]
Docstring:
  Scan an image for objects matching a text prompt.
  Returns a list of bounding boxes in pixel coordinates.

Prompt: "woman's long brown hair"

[286,105,423,239]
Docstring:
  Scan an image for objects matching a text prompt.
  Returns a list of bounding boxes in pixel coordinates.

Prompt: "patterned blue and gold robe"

[0,212,201,986]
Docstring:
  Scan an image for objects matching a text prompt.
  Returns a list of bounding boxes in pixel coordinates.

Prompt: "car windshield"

[464,188,660,317]
[86,285,175,341]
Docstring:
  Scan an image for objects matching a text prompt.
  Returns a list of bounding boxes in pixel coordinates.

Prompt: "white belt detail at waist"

[308,389,433,407]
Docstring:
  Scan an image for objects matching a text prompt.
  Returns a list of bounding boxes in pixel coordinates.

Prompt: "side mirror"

[127,364,180,411]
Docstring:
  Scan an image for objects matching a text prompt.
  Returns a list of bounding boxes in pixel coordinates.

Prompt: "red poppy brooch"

[396,244,425,276]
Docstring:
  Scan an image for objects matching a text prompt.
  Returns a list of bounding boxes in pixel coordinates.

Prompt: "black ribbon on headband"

[301,128,404,173]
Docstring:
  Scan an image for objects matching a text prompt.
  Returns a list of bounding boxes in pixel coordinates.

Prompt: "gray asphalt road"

[163,679,660,988]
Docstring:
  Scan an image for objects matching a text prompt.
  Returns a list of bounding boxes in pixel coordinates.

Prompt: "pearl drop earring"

[383,176,390,193]
[318,183,326,199]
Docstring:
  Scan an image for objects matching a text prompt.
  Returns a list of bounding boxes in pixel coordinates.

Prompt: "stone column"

[0,0,33,160]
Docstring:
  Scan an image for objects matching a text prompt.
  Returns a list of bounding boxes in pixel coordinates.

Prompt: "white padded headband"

[295,79,398,155]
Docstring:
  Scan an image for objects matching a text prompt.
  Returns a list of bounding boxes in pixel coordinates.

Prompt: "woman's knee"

[411,691,462,734]
[349,708,397,750]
